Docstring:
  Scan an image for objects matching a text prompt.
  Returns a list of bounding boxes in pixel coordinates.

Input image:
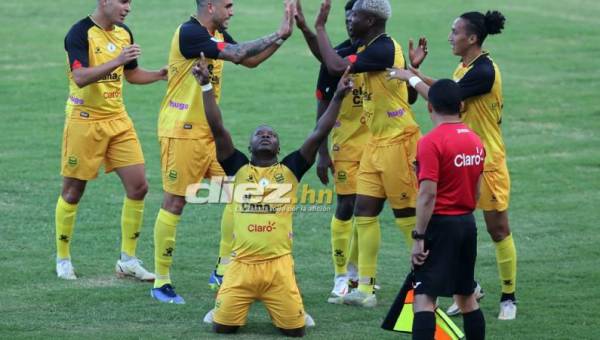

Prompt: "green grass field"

[1,0,599,338]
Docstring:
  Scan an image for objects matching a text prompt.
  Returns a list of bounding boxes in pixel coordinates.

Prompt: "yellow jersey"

[316,40,370,161]
[158,16,236,139]
[346,34,419,140]
[220,150,312,264]
[64,17,138,121]
[453,52,505,171]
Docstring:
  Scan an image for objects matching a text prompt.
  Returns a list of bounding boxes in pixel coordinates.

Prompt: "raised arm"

[387,67,434,101]
[314,0,351,76]
[295,0,322,62]
[300,67,353,163]
[192,54,235,161]
[219,1,294,66]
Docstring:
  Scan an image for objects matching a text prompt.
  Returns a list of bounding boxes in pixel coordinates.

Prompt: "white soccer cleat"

[203,308,215,324]
[498,300,517,320]
[327,275,349,304]
[56,259,77,280]
[304,312,315,327]
[342,289,377,308]
[446,283,485,316]
[115,257,155,282]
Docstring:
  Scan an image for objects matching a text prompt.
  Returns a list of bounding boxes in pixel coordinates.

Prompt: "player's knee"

[61,183,85,204]
[455,294,479,314]
[486,222,510,242]
[213,323,239,334]
[335,195,355,220]
[279,326,305,337]
[127,180,148,200]
[162,194,186,215]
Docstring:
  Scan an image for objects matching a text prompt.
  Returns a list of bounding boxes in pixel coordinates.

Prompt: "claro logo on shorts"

[247,221,277,232]
[454,147,485,168]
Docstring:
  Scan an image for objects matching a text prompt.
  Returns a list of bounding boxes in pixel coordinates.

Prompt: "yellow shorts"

[356,131,420,210]
[478,162,511,211]
[61,116,144,180]
[333,160,360,195]
[159,137,225,196]
[213,254,305,330]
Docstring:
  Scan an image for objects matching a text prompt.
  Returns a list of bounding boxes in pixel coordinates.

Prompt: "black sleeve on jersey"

[118,23,139,70]
[457,56,495,100]
[282,150,312,181]
[347,36,394,73]
[219,149,249,176]
[179,19,228,60]
[316,40,354,101]
[64,17,94,70]
[222,30,237,44]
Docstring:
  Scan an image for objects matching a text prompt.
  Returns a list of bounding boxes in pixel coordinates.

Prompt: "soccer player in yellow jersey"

[55,0,167,281]
[297,0,427,302]
[151,0,295,303]
[313,0,425,307]
[388,10,518,320]
[296,0,369,303]
[192,56,352,336]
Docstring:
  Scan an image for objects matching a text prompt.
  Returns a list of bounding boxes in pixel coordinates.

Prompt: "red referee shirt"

[416,122,485,215]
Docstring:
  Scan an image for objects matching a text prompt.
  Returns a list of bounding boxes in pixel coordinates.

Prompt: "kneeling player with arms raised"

[193,55,352,337]
[410,80,486,340]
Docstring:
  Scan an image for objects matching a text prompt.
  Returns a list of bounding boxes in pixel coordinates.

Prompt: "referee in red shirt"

[410,79,486,340]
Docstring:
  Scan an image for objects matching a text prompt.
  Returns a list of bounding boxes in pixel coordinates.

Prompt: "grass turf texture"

[1,0,599,338]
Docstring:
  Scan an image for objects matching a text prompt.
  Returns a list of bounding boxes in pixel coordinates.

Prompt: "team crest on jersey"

[258,178,270,187]
[332,144,340,152]
[94,47,102,54]
[274,173,285,183]
[68,156,78,167]
[107,42,116,53]
[337,171,347,182]
[168,170,178,181]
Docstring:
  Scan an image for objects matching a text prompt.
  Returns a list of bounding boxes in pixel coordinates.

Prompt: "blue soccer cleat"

[208,270,223,291]
[151,284,185,304]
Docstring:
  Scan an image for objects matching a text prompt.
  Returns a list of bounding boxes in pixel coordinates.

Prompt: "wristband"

[201,83,213,92]
[409,76,423,88]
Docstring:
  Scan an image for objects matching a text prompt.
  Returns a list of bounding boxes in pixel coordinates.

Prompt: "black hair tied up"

[460,10,505,45]
[484,10,506,35]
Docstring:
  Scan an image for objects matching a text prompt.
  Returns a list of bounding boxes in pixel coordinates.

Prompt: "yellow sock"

[153,209,180,288]
[495,233,517,294]
[395,216,416,249]
[348,219,358,269]
[356,216,380,294]
[55,196,78,260]
[120,197,145,257]
[216,203,234,276]
[331,216,353,275]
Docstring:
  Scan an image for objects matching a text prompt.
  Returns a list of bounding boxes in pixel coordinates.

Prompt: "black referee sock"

[412,311,435,340]
[462,309,486,340]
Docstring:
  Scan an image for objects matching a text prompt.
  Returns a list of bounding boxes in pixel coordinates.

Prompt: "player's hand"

[278,0,294,40]
[294,0,308,30]
[386,67,415,82]
[411,239,429,267]
[316,151,334,185]
[334,66,353,98]
[314,0,331,29]
[117,44,141,66]
[192,53,211,85]
[408,37,428,68]
[158,65,168,81]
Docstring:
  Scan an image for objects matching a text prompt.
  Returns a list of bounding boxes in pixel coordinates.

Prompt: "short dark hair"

[428,79,462,115]
[345,0,357,12]
[460,10,506,46]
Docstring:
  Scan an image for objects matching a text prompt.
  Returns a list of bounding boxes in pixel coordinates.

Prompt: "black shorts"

[414,213,477,298]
